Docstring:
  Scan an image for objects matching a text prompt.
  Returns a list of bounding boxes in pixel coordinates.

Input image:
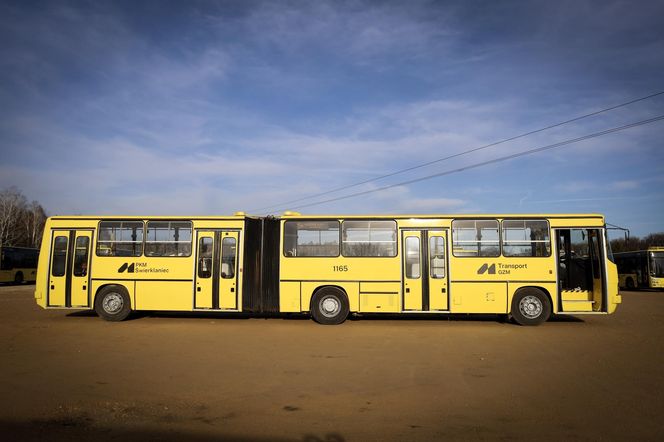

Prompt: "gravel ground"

[0,284,662,441]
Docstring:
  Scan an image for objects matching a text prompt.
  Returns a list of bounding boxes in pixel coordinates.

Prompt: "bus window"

[221,237,236,279]
[283,221,339,257]
[73,236,90,277]
[342,220,396,257]
[52,236,68,277]
[452,220,500,257]
[405,236,420,278]
[97,221,144,257]
[198,237,213,278]
[145,221,192,257]
[429,236,445,278]
[502,220,550,257]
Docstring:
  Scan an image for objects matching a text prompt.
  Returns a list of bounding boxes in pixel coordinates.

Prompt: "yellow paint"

[70,230,92,307]
[136,281,192,310]
[561,290,592,301]
[219,231,240,309]
[562,300,594,312]
[450,282,507,313]
[194,231,214,309]
[279,281,300,312]
[360,293,399,312]
[402,231,423,310]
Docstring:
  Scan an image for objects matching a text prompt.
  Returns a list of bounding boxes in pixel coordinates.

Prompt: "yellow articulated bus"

[614,247,664,290]
[1,246,39,284]
[34,213,620,326]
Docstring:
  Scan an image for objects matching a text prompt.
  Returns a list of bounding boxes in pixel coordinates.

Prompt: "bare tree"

[22,200,47,248]
[0,187,27,248]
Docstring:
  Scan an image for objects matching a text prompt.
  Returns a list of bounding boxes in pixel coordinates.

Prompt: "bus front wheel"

[95,285,132,322]
[510,288,551,326]
[311,287,349,325]
[626,278,635,290]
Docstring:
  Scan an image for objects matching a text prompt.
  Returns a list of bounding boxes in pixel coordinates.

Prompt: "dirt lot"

[1,285,663,441]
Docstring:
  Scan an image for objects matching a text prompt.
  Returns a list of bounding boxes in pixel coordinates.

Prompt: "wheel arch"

[94,283,133,309]
[309,284,348,311]
[510,285,553,314]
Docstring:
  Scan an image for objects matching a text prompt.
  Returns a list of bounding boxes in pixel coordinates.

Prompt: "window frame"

[451,218,501,258]
[96,220,145,257]
[341,219,398,258]
[282,219,341,258]
[144,220,193,258]
[501,219,552,258]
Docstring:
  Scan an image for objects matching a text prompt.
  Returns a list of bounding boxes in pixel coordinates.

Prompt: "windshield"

[650,252,664,278]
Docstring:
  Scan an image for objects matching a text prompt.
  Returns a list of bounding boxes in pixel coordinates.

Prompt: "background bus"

[614,247,664,289]
[34,213,621,325]
[0,246,39,284]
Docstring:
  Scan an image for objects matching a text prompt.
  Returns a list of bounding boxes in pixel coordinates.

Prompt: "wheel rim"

[102,293,124,314]
[519,295,543,319]
[319,295,341,318]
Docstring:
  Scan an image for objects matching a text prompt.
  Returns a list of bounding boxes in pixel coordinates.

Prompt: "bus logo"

[477,263,496,275]
[118,263,135,273]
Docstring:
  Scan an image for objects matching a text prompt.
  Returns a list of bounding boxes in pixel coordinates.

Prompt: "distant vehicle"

[614,247,664,289]
[0,246,39,284]
[34,213,621,325]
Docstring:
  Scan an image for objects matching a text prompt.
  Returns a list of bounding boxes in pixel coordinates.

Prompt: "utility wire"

[265,114,664,213]
[251,90,664,213]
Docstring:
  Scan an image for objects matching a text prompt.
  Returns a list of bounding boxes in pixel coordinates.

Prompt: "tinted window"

[97,221,144,257]
[145,221,192,257]
[197,237,213,278]
[342,220,397,257]
[51,236,68,277]
[452,220,500,257]
[73,236,89,277]
[502,220,550,257]
[284,221,339,257]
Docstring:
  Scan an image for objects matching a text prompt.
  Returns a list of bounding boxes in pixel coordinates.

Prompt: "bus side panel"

[280,281,300,312]
[450,282,507,313]
[135,281,192,311]
[35,224,54,308]
[91,280,135,310]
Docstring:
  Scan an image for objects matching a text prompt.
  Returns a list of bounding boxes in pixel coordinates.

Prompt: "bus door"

[556,228,606,312]
[402,230,449,311]
[194,230,239,310]
[48,230,93,307]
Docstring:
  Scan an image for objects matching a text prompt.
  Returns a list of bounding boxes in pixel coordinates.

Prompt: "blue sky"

[1,0,663,237]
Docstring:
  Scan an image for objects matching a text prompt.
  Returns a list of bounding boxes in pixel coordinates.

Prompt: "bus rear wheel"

[95,285,132,322]
[311,287,349,325]
[14,272,23,284]
[626,278,635,290]
[510,288,551,326]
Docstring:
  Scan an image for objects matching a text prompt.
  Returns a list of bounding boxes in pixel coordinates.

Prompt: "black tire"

[310,287,349,325]
[510,288,551,326]
[626,278,635,290]
[14,272,23,284]
[94,285,132,322]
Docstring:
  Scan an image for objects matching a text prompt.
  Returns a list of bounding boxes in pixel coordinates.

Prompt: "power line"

[251,90,664,213]
[265,114,664,213]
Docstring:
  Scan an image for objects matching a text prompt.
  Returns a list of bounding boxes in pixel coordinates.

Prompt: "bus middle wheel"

[311,287,349,325]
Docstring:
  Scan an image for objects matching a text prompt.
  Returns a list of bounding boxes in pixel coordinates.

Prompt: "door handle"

[197,287,201,292]
[82,285,86,291]
[406,288,410,293]
[230,287,235,293]
[441,288,446,293]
